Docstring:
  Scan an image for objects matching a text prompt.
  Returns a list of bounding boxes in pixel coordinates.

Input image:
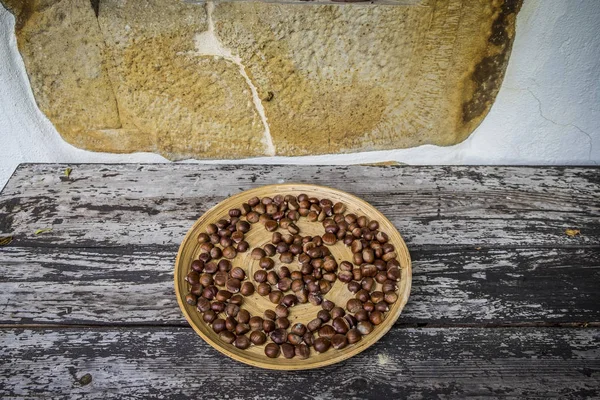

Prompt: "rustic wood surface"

[1,327,598,399]
[1,165,598,248]
[0,245,598,326]
[0,164,599,398]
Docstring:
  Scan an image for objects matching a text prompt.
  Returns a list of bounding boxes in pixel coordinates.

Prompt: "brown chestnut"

[280,252,294,263]
[331,307,345,319]
[235,323,250,335]
[250,330,267,345]
[203,310,216,323]
[226,278,241,293]
[249,316,263,330]
[237,309,250,324]
[254,270,267,283]
[275,317,290,329]
[230,267,245,280]
[295,344,310,359]
[213,271,228,287]
[275,304,289,318]
[356,321,374,335]
[270,328,287,344]
[291,323,307,336]
[385,291,399,304]
[269,290,283,304]
[331,333,348,350]
[369,310,385,325]
[281,343,296,359]
[240,281,255,296]
[251,248,266,260]
[287,333,303,345]
[263,319,276,333]
[281,294,298,307]
[231,284,246,297]
[307,318,322,332]
[257,282,271,296]
[222,246,237,259]
[264,309,276,320]
[265,343,280,358]
[185,293,197,306]
[212,318,226,333]
[346,328,362,344]
[346,298,363,313]
[313,337,331,353]
[219,331,235,344]
[196,298,211,313]
[332,317,350,334]
[318,325,336,339]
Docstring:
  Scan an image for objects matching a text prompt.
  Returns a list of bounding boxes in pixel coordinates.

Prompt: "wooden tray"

[174,184,411,370]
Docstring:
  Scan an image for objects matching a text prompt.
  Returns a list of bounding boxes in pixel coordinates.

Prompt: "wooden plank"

[0,164,598,249]
[1,327,598,398]
[1,245,597,325]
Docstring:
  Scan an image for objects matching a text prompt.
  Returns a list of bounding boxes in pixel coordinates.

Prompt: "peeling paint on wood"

[0,327,598,398]
[0,246,597,325]
[0,164,598,397]
[0,165,598,248]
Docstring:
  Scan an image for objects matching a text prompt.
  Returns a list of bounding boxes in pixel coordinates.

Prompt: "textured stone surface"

[6,0,121,149]
[97,0,268,158]
[2,0,521,158]
[214,0,521,154]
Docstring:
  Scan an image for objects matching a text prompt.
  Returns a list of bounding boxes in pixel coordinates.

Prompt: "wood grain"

[0,165,598,249]
[0,245,598,326]
[1,327,598,398]
[1,164,599,397]
[0,165,598,326]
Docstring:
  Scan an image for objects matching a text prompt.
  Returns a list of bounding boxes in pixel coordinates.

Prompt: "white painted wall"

[1,0,599,188]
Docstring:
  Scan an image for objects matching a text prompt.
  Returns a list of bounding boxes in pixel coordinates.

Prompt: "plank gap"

[1,321,598,330]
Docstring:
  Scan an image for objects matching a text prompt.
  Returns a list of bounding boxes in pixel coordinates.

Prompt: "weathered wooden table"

[0,164,598,398]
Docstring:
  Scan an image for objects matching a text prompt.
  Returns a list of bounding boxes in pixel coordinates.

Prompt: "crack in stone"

[91,1,123,130]
[194,1,275,156]
[527,89,596,164]
[89,0,99,18]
